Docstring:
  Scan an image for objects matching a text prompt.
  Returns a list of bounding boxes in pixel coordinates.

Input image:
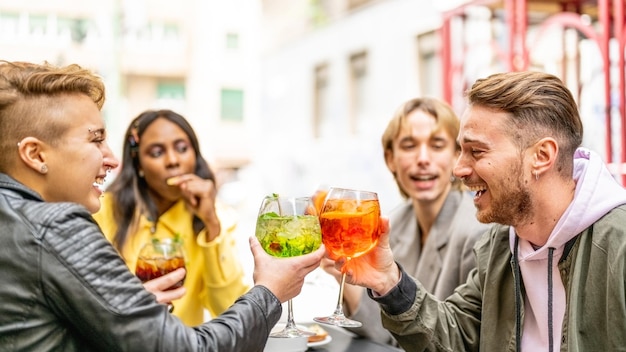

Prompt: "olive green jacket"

[373,205,626,351]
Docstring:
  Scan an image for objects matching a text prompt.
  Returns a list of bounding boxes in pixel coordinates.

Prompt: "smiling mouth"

[93,176,106,191]
[467,185,487,199]
[411,175,437,181]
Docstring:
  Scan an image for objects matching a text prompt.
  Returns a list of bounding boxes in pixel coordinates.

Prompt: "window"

[0,13,19,39]
[157,82,185,100]
[29,14,47,37]
[313,63,331,138]
[349,51,371,135]
[226,32,239,49]
[417,31,442,98]
[220,89,244,122]
[156,81,186,112]
[162,23,180,42]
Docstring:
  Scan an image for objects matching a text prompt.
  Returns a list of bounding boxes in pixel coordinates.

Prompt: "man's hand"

[332,217,400,295]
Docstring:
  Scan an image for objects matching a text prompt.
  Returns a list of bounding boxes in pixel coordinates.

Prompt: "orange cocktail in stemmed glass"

[313,187,380,328]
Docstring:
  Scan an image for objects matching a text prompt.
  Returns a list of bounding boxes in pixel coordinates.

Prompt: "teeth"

[467,185,487,192]
[93,176,106,190]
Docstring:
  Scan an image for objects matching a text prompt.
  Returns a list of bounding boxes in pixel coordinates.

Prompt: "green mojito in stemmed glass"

[255,195,322,338]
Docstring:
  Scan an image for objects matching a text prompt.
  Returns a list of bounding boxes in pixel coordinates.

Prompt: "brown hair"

[466,71,583,178]
[381,97,462,199]
[0,60,105,171]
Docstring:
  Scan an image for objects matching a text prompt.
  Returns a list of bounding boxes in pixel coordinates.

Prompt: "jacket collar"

[0,173,43,201]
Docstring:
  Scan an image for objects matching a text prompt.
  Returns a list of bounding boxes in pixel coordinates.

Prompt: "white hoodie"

[509,148,626,351]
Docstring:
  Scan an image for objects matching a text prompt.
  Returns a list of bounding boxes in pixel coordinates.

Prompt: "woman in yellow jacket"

[93,109,249,326]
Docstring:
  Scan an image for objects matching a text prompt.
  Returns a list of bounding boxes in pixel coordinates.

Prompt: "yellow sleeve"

[195,203,250,316]
[92,193,118,243]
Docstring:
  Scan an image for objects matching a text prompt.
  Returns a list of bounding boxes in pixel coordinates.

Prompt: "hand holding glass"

[313,187,380,328]
[255,195,322,338]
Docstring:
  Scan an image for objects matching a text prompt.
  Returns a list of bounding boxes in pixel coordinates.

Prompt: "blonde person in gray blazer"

[322,97,492,346]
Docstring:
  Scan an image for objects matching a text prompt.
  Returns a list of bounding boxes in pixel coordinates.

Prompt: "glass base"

[313,315,363,328]
[270,326,316,338]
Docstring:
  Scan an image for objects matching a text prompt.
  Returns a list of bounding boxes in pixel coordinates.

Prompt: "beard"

[476,165,533,226]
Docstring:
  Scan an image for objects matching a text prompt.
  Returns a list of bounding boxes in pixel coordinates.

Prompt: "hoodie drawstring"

[513,236,522,352]
[547,247,555,352]
[514,237,557,352]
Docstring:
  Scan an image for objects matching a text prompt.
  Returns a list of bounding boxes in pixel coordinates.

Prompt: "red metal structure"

[440,0,626,184]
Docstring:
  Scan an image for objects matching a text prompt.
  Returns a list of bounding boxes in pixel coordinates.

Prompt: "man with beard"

[320,97,491,346]
[330,71,626,351]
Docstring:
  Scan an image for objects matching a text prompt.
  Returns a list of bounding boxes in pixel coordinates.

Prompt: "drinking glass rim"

[326,187,378,197]
[263,194,313,202]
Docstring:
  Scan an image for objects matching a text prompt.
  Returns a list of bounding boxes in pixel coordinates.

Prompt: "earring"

[40,164,48,174]
[450,175,456,183]
[534,170,539,181]
[138,170,144,178]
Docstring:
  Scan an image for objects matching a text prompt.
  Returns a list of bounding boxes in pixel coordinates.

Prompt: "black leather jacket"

[0,173,281,351]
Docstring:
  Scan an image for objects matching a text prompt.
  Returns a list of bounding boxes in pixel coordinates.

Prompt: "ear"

[17,137,48,174]
[384,148,396,174]
[530,137,558,176]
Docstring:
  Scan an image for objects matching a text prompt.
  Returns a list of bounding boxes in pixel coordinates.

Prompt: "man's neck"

[514,177,576,247]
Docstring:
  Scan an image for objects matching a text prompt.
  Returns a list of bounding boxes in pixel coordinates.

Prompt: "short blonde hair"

[0,61,105,171]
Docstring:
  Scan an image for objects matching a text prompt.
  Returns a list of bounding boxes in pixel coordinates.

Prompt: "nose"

[453,152,470,179]
[416,145,430,165]
[102,141,120,171]
[164,148,180,167]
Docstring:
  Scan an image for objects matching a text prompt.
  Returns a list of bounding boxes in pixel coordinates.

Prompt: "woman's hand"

[168,174,221,241]
[142,268,187,304]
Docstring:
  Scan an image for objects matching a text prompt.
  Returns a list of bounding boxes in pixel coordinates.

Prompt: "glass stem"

[332,272,347,318]
[284,299,297,330]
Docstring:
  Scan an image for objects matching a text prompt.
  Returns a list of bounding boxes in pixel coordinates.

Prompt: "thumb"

[249,236,263,257]
[378,216,390,246]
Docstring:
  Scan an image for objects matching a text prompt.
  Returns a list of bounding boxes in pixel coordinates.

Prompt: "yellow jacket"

[93,193,249,325]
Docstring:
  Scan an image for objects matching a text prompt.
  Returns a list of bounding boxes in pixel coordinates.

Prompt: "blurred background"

[3,0,625,320]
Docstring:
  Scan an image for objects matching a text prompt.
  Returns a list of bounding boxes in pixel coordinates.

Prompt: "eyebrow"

[457,135,481,145]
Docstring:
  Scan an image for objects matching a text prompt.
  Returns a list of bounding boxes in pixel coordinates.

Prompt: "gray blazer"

[347,190,492,345]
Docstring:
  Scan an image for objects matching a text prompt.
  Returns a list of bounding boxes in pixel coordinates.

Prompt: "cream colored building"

[0,0,260,171]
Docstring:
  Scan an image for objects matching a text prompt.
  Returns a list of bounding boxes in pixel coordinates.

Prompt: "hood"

[511,147,626,261]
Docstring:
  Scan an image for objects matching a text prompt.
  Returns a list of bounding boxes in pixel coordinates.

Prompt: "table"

[306,325,403,352]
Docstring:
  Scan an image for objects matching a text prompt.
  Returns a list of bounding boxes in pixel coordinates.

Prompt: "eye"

[399,141,416,151]
[175,141,190,153]
[91,130,106,145]
[471,148,485,157]
[431,140,446,150]
[148,147,164,158]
